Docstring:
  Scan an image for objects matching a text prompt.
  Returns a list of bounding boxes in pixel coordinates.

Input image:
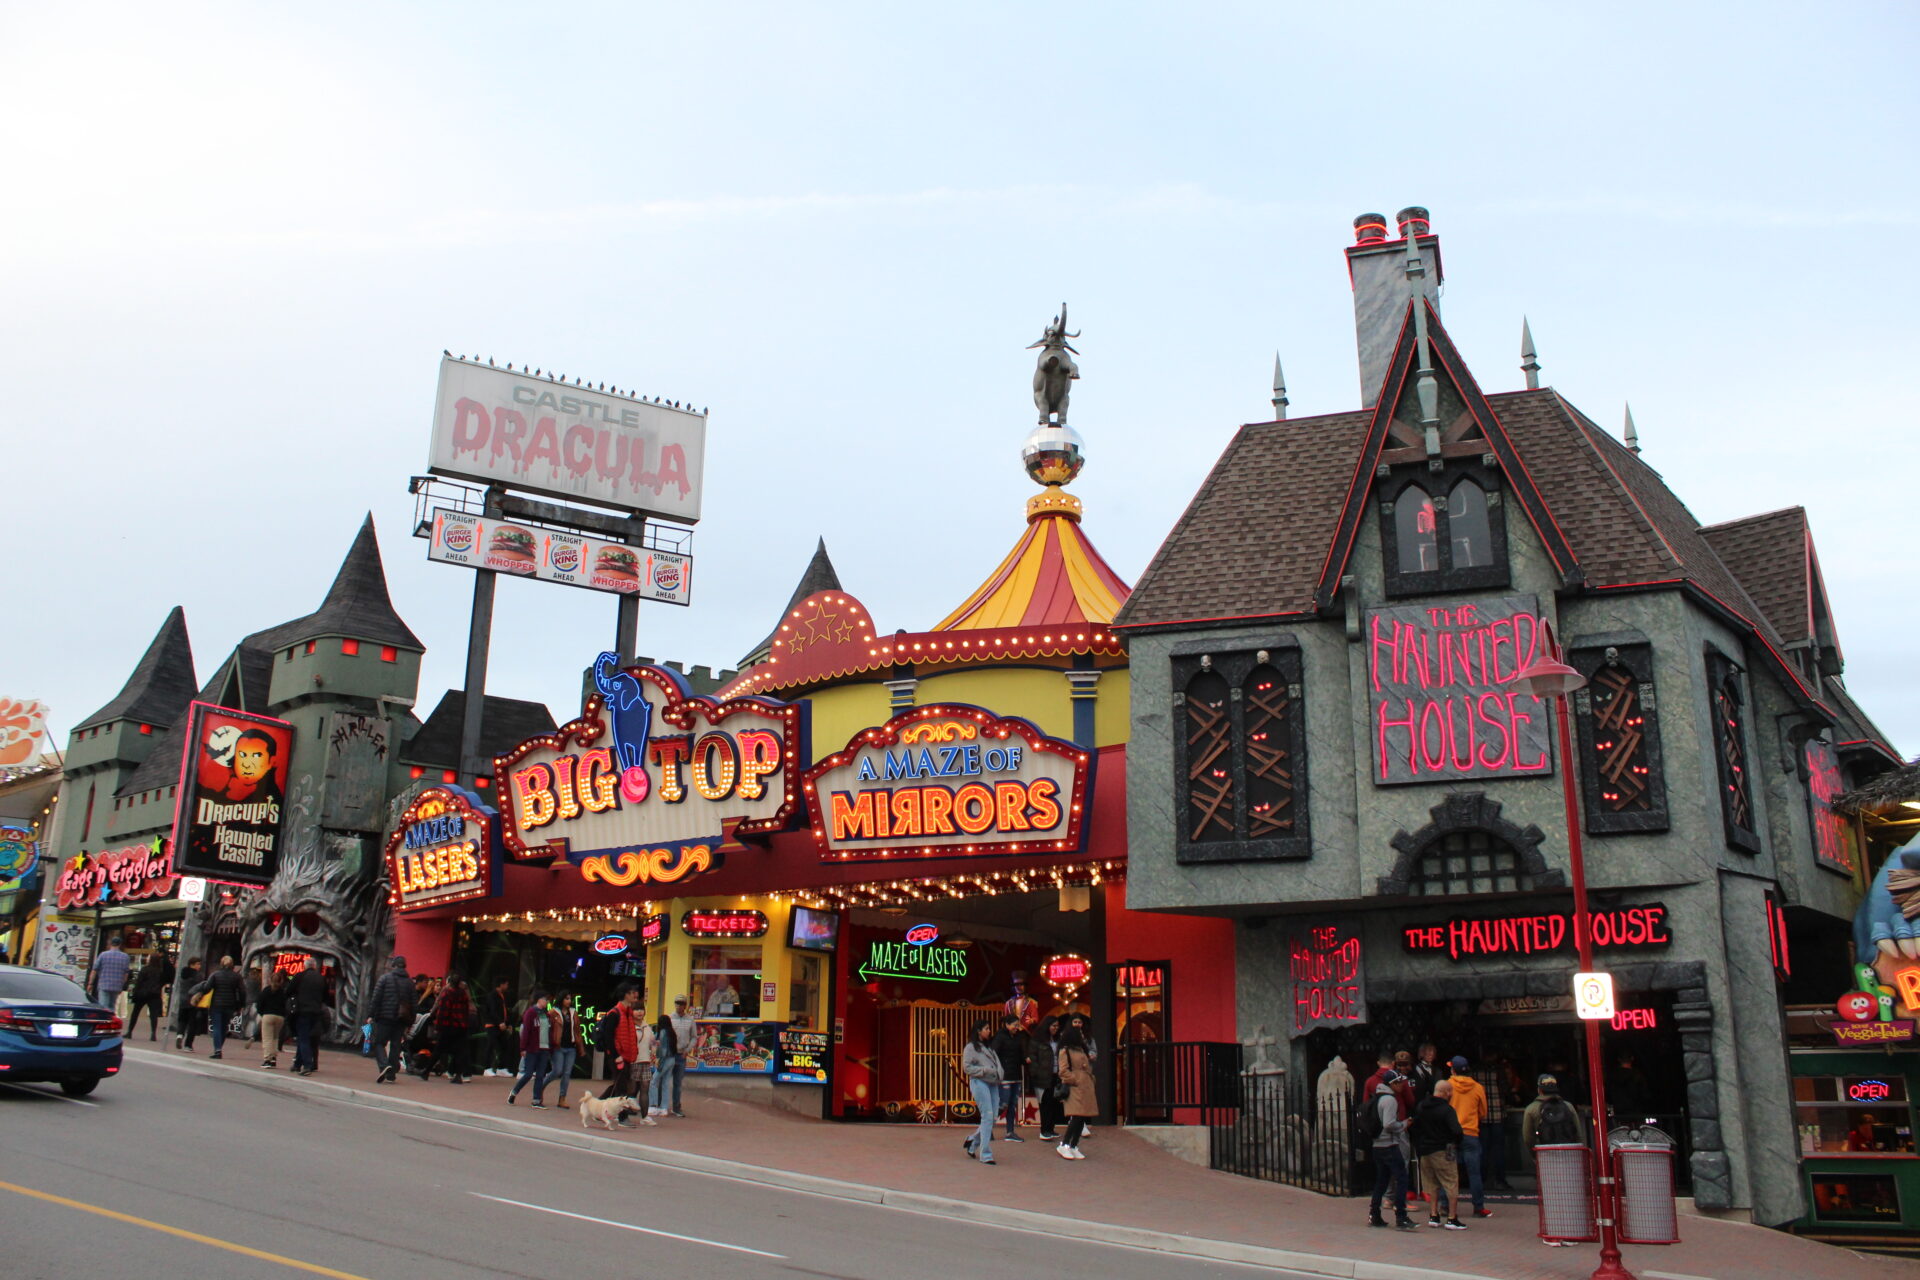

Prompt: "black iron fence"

[1205,1069,1359,1197]
[1120,1041,1241,1122]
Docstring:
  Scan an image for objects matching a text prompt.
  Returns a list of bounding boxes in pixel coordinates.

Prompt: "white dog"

[578,1094,637,1131]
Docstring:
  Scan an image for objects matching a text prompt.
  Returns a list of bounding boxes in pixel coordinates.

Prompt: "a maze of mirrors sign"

[1365,594,1554,785]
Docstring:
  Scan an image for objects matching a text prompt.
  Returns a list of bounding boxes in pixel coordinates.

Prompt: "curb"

[125,1047,1501,1280]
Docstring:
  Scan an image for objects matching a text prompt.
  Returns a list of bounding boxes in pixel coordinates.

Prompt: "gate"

[1205,1068,1357,1196]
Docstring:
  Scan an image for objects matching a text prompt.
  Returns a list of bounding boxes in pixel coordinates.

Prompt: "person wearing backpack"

[1364,1068,1417,1230]
[1521,1073,1586,1166]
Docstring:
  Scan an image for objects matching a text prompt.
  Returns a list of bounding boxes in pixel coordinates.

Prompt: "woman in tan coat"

[1055,1027,1097,1160]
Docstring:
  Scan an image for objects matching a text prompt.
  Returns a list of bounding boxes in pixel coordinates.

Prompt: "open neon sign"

[1851,1079,1894,1102]
[1610,1007,1658,1031]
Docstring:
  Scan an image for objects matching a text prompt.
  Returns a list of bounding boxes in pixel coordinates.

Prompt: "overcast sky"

[4,3,1913,760]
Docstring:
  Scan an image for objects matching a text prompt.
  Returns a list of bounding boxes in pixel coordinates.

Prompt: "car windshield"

[0,969,91,1002]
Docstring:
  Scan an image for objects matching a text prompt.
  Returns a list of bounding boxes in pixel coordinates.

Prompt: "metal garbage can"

[1535,1143,1597,1242]
[1609,1124,1680,1245]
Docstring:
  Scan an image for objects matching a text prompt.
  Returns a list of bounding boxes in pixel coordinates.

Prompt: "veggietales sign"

[499,655,802,887]
[804,705,1091,861]
[383,786,500,914]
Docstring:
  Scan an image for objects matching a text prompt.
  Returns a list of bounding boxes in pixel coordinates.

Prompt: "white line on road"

[471,1192,786,1259]
[0,1080,101,1107]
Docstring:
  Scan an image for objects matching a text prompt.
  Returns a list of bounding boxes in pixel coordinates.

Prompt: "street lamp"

[1513,620,1634,1280]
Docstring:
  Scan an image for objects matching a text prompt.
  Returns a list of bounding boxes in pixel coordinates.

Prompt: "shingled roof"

[116,667,228,797]
[1699,508,1818,649]
[248,514,423,654]
[77,606,197,731]
[402,691,557,771]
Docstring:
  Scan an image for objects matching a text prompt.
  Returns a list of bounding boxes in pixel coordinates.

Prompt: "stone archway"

[1377,792,1564,896]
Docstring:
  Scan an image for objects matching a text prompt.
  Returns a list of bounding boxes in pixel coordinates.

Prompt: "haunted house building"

[1113,209,1898,1225]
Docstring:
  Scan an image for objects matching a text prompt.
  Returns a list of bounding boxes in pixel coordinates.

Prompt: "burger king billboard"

[427,510,691,605]
[429,356,706,522]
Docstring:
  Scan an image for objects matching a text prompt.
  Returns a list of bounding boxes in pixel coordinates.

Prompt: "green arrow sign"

[858,938,968,983]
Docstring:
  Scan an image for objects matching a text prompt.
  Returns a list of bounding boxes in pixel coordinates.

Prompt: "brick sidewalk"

[136,1039,1912,1280]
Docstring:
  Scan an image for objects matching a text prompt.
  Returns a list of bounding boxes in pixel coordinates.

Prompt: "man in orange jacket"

[1447,1056,1491,1218]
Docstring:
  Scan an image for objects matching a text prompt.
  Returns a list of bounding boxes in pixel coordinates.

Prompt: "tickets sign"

[499,655,802,889]
[383,785,501,913]
[427,509,691,606]
[804,705,1091,862]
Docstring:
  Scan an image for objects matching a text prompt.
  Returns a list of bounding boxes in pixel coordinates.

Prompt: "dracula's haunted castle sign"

[1366,595,1553,785]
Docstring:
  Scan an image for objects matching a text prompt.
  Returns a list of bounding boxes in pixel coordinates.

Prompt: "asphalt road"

[0,1062,1324,1280]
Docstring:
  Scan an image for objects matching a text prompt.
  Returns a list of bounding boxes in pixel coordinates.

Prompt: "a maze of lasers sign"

[1366,595,1553,785]
[1288,923,1365,1037]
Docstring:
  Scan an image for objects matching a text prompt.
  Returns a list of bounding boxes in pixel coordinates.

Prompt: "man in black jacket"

[205,956,248,1060]
[480,978,513,1078]
[989,1014,1030,1143]
[367,954,414,1084]
[287,956,331,1076]
[1411,1078,1466,1229]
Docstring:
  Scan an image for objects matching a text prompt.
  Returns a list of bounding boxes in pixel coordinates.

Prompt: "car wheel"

[59,1078,100,1097]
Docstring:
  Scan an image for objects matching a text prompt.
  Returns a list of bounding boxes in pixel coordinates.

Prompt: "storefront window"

[1795,1075,1915,1155]
[788,952,823,1029]
[690,945,762,1018]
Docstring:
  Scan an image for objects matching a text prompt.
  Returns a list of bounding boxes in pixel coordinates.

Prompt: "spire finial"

[1623,403,1641,455]
[1404,215,1441,459]
[1023,308,1086,493]
[1271,351,1289,419]
[1521,316,1541,390]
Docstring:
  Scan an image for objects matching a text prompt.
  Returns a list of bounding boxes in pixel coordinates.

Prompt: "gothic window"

[1706,648,1760,854]
[1379,460,1509,597]
[1411,828,1534,896]
[1172,647,1310,863]
[1570,643,1670,834]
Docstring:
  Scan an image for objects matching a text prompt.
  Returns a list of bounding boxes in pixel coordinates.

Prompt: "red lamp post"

[1513,621,1634,1280]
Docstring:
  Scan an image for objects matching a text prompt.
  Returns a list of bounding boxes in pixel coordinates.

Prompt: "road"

[0,1061,1323,1280]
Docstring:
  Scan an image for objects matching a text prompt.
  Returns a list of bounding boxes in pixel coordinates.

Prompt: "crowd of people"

[1358,1043,1587,1242]
[959,1007,1103,1165]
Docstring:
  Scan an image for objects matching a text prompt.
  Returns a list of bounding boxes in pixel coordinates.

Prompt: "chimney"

[1347,206,1443,407]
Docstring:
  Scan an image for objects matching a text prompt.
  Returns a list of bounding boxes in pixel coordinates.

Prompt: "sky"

[3,2,1914,760]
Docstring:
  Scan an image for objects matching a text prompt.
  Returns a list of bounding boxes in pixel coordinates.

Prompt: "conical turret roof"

[740,538,842,666]
[253,514,423,652]
[77,605,197,730]
[933,493,1130,631]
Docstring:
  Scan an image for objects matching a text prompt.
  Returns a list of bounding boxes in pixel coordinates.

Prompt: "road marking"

[0,1178,371,1279]
[0,1080,100,1107]
[473,1192,786,1258]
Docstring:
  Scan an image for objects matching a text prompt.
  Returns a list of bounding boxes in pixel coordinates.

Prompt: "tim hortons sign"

[498,654,803,889]
[804,704,1092,861]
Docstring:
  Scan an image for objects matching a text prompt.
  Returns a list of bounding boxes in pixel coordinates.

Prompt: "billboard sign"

[382,785,501,914]
[0,698,49,766]
[426,509,691,606]
[428,357,706,522]
[54,839,178,910]
[804,705,1092,862]
[497,653,803,890]
[171,703,296,885]
[1365,595,1554,785]
[0,822,38,885]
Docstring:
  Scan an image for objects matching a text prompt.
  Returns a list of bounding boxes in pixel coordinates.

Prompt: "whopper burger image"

[591,544,641,587]
[484,524,538,572]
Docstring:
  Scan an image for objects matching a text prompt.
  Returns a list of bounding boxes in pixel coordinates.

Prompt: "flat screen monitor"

[787,905,840,952]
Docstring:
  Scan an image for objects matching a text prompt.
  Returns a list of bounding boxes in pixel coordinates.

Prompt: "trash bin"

[1610,1127,1680,1245]
[1535,1143,1597,1242]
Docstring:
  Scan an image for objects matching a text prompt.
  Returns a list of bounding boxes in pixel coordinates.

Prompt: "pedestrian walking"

[286,955,330,1075]
[206,955,247,1059]
[506,990,557,1108]
[1031,1016,1063,1142]
[601,985,652,1126]
[961,1018,1002,1165]
[989,1013,1029,1142]
[242,963,264,1048]
[1365,1068,1417,1229]
[255,968,290,1068]
[405,975,440,1078]
[366,954,414,1084]
[432,972,474,1083]
[1412,1078,1467,1229]
[89,935,131,1012]
[126,957,169,1041]
[173,958,205,1051]
[551,992,585,1110]
[480,977,514,1077]
[660,993,696,1117]
[641,1010,675,1123]
[1054,1026,1097,1160]
[1447,1055,1491,1217]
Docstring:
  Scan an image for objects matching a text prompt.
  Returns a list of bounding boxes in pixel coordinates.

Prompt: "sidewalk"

[126,1040,1912,1280]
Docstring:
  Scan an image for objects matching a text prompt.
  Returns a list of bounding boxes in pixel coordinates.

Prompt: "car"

[0,963,123,1096]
